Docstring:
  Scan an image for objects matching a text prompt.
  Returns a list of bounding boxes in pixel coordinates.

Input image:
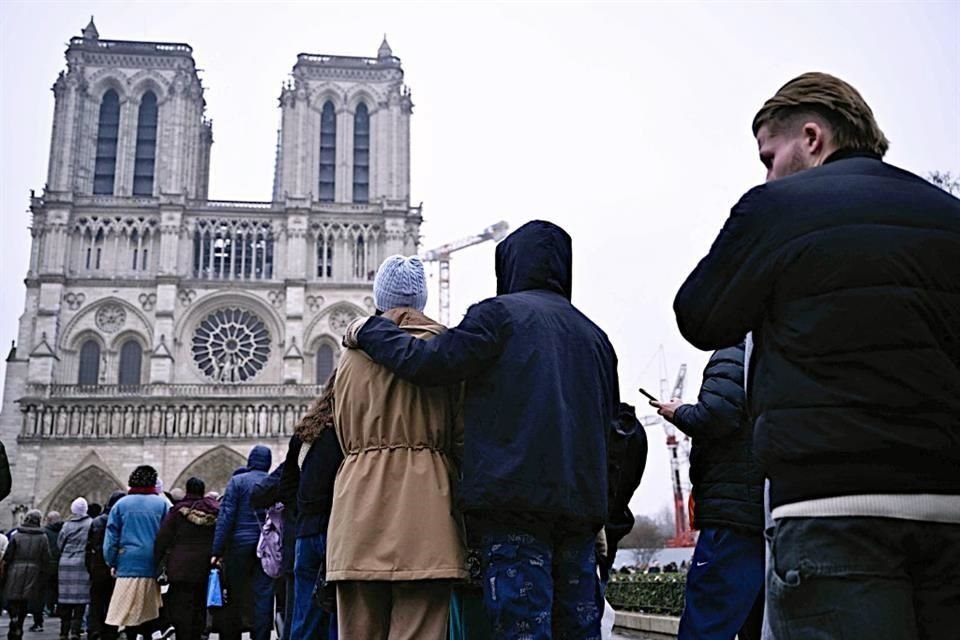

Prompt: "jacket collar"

[823,149,882,165]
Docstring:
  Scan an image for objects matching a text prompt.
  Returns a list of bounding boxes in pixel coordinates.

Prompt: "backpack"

[605,403,648,548]
[256,502,284,578]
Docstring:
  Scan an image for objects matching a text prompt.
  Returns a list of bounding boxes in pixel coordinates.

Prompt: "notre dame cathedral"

[0,19,422,525]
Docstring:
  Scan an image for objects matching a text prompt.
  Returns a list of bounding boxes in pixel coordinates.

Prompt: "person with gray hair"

[2,509,51,639]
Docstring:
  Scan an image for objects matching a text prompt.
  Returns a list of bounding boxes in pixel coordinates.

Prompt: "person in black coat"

[278,381,342,640]
[345,220,620,638]
[86,491,124,640]
[653,344,763,640]
[673,72,960,640]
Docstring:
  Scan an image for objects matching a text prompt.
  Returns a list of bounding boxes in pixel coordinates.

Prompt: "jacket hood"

[176,496,220,526]
[495,220,572,299]
[247,445,272,472]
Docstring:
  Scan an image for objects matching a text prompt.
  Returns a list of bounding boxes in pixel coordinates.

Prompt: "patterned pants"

[479,517,602,640]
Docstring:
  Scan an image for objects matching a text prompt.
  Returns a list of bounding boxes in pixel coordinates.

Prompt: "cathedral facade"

[0,20,421,524]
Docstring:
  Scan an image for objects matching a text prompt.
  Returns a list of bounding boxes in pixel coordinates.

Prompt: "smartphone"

[638,387,658,402]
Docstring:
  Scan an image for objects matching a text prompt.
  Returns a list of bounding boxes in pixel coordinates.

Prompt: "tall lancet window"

[317,234,334,279]
[78,340,101,385]
[133,91,158,196]
[353,103,370,203]
[318,102,336,202]
[118,340,142,386]
[93,90,120,195]
[316,343,337,385]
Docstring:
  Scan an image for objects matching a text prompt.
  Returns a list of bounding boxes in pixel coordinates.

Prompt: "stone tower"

[0,21,422,524]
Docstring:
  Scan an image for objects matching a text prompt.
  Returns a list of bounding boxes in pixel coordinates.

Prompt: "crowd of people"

[0,70,958,640]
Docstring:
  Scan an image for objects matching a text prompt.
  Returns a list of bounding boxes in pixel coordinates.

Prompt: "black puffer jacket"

[675,152,960,509]
[672,344,763,533]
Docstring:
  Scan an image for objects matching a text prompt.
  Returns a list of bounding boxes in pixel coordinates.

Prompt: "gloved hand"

[342,317,370,349]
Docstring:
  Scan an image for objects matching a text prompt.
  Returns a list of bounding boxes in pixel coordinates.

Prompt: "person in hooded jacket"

[86,491,125,640]
[652,344,764,640]
[57,497,94,640]
[2,510,51,640]
[211,445,274,640]
[344,222,620,639]
[155,477,220,640]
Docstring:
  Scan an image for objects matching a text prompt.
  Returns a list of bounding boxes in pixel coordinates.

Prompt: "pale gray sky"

[1,0,958,519]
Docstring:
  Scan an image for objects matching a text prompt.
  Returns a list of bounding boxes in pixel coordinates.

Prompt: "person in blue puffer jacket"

[103,465,169,639]
[210,445,273,640]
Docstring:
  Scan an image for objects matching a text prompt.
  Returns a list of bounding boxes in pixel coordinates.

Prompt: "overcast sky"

[1,1,958,519]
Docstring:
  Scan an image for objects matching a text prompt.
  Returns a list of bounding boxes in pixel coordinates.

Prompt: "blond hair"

[753,72,889,157]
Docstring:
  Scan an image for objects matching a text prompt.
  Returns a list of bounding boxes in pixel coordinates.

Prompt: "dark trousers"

[221,545,274,640]
[88,579,117,640]
[678,527,765,640]
[166,581,207,640]
[768,516,960,640]
[7,600,28,639]
[280,573,294,640]
[478,517,602,640]
[290,534,337,640]
[58,603,84,639]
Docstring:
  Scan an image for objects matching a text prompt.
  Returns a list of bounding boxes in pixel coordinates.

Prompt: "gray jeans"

[766,516,960,640]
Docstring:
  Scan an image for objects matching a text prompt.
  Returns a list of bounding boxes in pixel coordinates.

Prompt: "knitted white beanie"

[70,497,88,517]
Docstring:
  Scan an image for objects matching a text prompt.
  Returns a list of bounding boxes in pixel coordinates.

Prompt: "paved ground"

[0,615,637,639]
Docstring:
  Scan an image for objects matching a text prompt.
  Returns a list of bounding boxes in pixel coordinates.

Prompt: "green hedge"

[605,573,686,617]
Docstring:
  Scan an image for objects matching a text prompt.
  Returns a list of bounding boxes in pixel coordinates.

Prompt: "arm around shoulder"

[357,299,508,385]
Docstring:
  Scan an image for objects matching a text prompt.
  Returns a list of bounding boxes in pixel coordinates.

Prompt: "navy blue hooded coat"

[357,220,619,524]
[212,445,272,555]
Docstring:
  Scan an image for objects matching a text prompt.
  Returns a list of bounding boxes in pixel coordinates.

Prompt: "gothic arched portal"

[44,465,124,518]
[173,445,247,496]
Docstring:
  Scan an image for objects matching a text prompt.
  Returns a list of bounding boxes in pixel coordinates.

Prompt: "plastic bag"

[206,568,224,608]
[601,596,616,639]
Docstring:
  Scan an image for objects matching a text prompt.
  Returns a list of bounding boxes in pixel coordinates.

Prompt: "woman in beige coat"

[327,256,466,640]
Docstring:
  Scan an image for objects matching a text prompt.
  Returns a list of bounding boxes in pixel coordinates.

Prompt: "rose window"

[192,308,271,383]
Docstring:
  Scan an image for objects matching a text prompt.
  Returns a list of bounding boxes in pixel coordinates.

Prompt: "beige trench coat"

[326,308,467,581]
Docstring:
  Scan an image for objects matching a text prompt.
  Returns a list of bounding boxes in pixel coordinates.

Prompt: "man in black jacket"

[674,72,960,640]
[653,344,763,640]
[345,220,619,638]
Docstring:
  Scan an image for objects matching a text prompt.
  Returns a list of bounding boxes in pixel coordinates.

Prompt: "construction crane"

[661,364,695,547]
[420,221,510,325]
[641,359,694,547]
